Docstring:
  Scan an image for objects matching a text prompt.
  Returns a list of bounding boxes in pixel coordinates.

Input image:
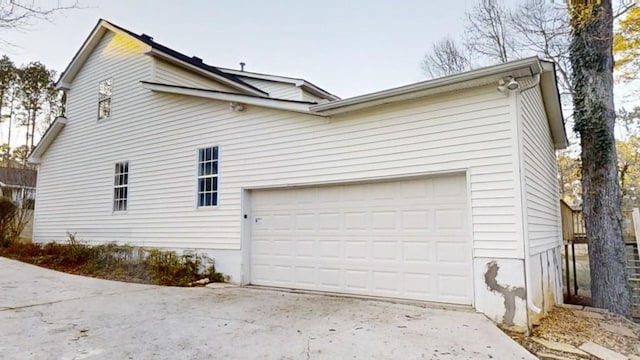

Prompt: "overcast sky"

[1,0,478,98]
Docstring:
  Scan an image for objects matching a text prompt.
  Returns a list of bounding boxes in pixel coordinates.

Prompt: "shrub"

[0,233,226,286]
[145,249,203,286]
[0,198,16,247]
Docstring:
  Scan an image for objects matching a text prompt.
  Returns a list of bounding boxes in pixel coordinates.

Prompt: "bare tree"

[508,1,573,99]
[569,0,630,317]
[0,1,82,48]
[0,1,79,30]
[464,0,515,63]
[421,38,471,78]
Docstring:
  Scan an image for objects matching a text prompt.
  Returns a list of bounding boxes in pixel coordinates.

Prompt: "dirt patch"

[504,307,640,359]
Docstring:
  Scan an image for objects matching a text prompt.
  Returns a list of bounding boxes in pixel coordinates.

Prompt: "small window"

[113,161,129,211]
[197,146,218,207]
[99,79,113,120]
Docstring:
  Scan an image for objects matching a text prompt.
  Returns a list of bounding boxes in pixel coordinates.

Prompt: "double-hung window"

[98,79,113,120]
[197,146,218,207]
[113,161,129,211]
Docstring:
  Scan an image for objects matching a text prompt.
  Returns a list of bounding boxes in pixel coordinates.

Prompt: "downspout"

[517,73,543,316]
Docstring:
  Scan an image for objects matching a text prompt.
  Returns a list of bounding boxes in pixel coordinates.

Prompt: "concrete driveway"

[0,257,535,360]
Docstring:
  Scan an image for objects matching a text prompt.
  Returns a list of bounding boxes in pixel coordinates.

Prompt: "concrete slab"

[601,323,638,338]
[532,338,589,356]
[583,306,611,314]
[205,282,239,289]
[537,353,574,360]
[575,310,606,320]
[579,341,629,360]
[0,257,536,360]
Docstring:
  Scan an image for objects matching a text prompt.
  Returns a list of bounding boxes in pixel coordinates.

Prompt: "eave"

[310,56,567,150]
[28,117,67,164]
[145,50,267,97]
[220,67,341,101]
[140,82,325,116]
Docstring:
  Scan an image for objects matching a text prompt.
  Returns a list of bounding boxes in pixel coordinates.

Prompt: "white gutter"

[311,57,543,115]
[140,82,327,116]
[517,74,543,316]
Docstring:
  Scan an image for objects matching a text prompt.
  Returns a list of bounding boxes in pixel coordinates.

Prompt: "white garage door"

[250,174,472,305]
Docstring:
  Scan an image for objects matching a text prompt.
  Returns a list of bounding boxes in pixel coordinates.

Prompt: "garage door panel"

[250,175,472,305]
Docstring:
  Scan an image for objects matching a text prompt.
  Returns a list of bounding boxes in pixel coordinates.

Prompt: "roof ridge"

[102,20,268,96]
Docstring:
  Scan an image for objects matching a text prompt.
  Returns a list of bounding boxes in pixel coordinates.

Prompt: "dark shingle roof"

[105,20,268,96]
[0,167,37,188]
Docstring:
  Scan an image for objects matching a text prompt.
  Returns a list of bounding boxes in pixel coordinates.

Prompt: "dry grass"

[505,307,640,359]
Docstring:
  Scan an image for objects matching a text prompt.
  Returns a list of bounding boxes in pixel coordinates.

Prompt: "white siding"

[153,59,235,92]
[521,85,562,255]
[301,90,325,102]
[34,30,522,260]
[239,77,302,100]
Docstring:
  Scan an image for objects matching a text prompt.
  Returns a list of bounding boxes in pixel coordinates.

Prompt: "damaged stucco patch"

[484,261,525,326]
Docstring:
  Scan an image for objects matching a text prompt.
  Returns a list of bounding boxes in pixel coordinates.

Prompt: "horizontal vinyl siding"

[302,90,325,102]
[35,32,521,257]
[153,59,236,92]
[239,77,302,100]
[521,85,562,255]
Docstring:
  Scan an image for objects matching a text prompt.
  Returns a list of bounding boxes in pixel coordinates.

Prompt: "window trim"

[113,160,129,212]
[196,146,219,208]
[98,78,113,120]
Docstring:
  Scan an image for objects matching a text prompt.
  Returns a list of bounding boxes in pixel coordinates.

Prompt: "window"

[197,146,218,207]
[98,79,113,120]
[113,161,129,211]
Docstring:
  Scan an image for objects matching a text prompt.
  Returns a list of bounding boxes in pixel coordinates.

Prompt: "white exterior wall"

[301,90,326,102]
[521,86,562,255]
[519,84,564,321]
[153,59,236,92]
[34,30,551,328]
[239,77,302,100]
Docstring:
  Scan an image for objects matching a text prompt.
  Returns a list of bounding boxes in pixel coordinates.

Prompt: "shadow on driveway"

[0,257,535,359]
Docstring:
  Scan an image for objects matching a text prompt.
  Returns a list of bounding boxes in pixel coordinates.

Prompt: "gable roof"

[56,19,267,97]
[28,116,67,164]
[0,167,37,188]
[218,67,341,101]
[141,81,321,115]
[310,57,567,149]
[34,20,567,163]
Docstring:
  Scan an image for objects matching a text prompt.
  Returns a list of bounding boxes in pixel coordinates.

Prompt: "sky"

[0,0,637,148]
[1,0,476,99]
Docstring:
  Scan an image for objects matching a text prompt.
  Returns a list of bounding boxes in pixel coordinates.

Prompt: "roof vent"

[140,33,154,41]
[240,62,246,71]
[192,56,203,63]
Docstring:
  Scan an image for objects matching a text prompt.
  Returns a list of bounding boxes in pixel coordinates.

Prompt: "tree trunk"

[570,0,631,317]
[29,108,36,150]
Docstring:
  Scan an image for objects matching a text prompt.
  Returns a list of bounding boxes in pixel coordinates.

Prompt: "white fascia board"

[221,68,303,85]
[298,82,341,101]
[28,117,67,164]
[146,50,266,97]
[221,68,341,101]
[539,61,568,149]
[56,23,109,90]
[56,21,152,90]
[140,82,326,116]
[312,57,544,115]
